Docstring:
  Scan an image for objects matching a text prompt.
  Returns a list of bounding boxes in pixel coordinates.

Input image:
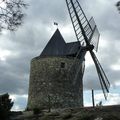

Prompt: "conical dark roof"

[40,29,66,57]
[40,29,81,58]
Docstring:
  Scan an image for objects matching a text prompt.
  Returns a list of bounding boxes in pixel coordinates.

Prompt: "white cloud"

[95,92,120,106]
[85,52,94,67]
[0,0,120,111]
[0,49,11,61]
[10,94,28,100]
[10,94,28,111]
[110,59,120,71]
[12,105,21,111]
[105,93,120,105]
[0,0,6,8]
[84,101,92,107]
[10,95,17,101]
[111,65,120,71]
[113,81,120,87]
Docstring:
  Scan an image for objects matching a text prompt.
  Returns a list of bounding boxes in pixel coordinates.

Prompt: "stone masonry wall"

[27,57,85,110]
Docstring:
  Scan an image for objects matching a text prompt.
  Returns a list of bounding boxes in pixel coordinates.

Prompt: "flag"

[54,22,58,26]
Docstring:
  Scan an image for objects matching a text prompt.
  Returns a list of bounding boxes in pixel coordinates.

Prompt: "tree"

[0,93,14,120]
[116,1,120,13]
[0,0,27,32]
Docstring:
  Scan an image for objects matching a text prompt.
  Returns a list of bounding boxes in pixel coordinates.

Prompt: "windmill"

[66,0,110,99]
[27,0,110,111]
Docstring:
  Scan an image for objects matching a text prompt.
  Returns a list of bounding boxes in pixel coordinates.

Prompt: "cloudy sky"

[0,0,120,111]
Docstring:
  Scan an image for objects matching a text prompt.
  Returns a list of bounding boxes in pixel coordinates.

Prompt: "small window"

[61,62,65,68]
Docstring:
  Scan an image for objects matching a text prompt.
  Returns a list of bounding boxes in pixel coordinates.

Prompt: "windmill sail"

[66,0,100,51]
[89,17,100,51]
[66,0,110,99]
[90,51,110,99]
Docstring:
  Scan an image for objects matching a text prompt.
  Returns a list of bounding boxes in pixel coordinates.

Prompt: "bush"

[0,93,14,120]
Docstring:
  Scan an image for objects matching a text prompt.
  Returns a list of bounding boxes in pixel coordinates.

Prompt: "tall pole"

[92,89,95,107]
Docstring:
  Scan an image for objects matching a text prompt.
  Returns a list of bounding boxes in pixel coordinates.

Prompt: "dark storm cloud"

[0,0,120,96]
[82,0,120,90]
[25,0,68,27]
[0,0,68,95]
[83,64,102,90]
[83,40,120,90]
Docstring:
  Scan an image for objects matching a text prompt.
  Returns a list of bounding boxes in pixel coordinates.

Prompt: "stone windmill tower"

[27,29,86,110]
[27,0,110,110]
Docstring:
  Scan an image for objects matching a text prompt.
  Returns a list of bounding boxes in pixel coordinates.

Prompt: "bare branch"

[0,0,27,32]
